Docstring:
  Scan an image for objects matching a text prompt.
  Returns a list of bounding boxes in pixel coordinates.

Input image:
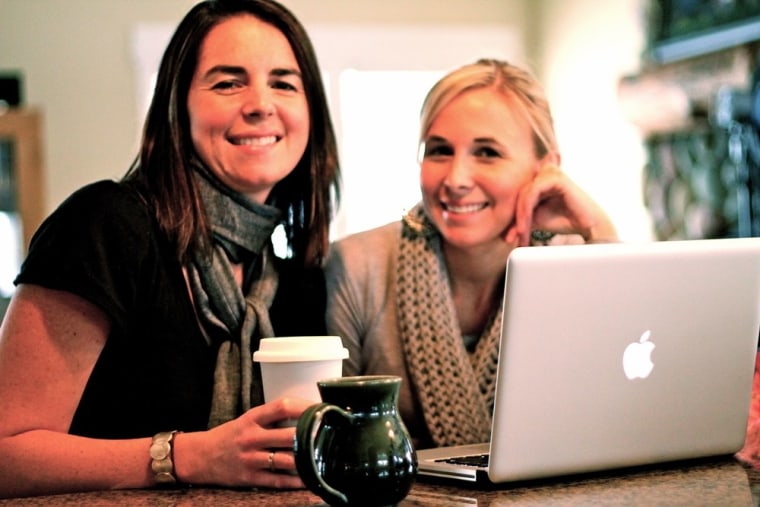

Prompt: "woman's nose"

[242,86,275,118]
[443,156,474,192]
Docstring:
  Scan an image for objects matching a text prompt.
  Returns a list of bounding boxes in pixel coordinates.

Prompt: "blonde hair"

[419,58,558,159]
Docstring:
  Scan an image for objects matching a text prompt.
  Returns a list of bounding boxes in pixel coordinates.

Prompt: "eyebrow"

[271,68,302,79]
[473,137,501,144]
[201,65,246,79]
[425,135,501,145]
[201,65,302,80]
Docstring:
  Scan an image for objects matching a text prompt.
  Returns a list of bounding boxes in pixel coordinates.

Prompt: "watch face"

[150,440,171,461]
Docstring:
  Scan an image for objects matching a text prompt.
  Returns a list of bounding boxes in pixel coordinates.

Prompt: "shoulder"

[328,222,401,264]
[19,179,162,288]
[16,180,171,326]
[325,221,401,291]
[56,179,144,209]
[30,180,152,246]
[35,180,150,234]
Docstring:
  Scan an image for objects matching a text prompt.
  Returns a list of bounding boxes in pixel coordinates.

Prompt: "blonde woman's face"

[420,87,540,250]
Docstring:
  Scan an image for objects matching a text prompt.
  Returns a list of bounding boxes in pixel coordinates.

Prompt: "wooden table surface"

[1,457,756,506]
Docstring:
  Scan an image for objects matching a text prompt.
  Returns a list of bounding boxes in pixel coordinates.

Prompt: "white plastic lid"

[253,336,349,363]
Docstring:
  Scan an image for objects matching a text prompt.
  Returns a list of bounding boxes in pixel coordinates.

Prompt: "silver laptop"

[417,238,760,484]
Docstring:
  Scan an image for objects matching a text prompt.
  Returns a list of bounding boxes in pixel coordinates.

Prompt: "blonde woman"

[325,59,617,450]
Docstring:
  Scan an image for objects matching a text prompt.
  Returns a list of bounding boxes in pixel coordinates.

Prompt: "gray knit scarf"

[185,165,281,429]
[397,203,501,447]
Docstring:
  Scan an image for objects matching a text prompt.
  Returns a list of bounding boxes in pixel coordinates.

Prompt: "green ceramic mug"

[294,375,417,507]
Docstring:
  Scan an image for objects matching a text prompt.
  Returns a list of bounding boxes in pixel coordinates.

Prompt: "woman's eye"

[272,80,298,92]
[473,146,501,158]
[211,80,241,92]
[424,144,453,157]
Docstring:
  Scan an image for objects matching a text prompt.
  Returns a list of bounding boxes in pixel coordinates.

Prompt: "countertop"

[1,457,756,506]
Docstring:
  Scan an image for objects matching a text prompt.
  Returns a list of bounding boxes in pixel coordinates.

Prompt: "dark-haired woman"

[0,0,339,497]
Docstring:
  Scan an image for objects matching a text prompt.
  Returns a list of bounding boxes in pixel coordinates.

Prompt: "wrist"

[171,430,206,486]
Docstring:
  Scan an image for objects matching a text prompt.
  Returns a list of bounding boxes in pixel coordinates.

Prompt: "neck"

[443,240,511,336]
[443,239,511,283]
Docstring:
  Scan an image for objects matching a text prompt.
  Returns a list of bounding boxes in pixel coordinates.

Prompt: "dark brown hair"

[124,0,340,267]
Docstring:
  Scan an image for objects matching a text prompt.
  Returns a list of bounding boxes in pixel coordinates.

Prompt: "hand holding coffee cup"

[253,336,348,425]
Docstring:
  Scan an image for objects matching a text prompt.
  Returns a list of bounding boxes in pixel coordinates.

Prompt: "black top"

[15,180,326,438]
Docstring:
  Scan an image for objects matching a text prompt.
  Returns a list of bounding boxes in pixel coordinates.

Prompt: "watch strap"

[150,430,180,485]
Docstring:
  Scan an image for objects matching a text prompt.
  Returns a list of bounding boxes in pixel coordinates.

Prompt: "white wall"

[537,0,653,241]
[0,0,199,211]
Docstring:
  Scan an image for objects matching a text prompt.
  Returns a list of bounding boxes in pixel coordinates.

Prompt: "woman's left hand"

[506,164,617,246]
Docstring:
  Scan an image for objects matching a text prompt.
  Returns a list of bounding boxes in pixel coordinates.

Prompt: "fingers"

[188,401,313,489]
[508,162,562,246]
[259,470,304,489]
[736,420,760,468]
[511,163,607,244]
[263,449,296,473]
[239,397,314,449]
[253,449,304,489]
[504,223,524,248]
[247,397,314,429]
[237,427,304,487]
[268,450,276,472]
[509,184,539,247]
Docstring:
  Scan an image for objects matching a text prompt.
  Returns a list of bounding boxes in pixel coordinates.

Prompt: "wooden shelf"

[0,108,45,253]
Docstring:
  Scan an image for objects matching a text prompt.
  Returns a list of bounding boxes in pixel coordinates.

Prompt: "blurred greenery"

[648,0,760,43]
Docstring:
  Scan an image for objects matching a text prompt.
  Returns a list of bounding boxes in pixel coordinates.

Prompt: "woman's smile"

[229,135,280,147]
[441,201,489,214]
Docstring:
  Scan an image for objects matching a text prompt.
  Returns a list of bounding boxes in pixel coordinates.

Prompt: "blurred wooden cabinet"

[0,108,45,253]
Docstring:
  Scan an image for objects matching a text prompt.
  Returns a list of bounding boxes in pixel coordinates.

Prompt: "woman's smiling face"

[187,14,310,204]
[420,87,540,249]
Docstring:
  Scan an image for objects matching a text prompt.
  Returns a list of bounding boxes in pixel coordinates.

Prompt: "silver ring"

[268,451,275,472]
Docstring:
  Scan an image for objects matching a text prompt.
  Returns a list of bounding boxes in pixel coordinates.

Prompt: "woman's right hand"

[174,397,314,488]
[0,284,313,495]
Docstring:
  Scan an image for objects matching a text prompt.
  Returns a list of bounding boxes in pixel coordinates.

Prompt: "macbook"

[416,238,760,484]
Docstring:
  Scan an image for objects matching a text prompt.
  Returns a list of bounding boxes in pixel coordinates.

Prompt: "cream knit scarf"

[186,165,280,429]
[397,204,502,447]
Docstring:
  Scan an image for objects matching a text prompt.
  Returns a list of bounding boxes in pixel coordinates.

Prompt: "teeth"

[233,136,277,146]
[445,203,486,213]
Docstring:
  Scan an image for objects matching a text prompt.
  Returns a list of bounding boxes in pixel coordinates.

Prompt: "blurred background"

[1,0,759,316]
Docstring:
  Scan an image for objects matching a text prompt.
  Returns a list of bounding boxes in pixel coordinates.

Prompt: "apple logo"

[622,330,655,380]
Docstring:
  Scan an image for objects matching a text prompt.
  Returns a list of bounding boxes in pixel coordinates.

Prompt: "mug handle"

[294,402,354,507]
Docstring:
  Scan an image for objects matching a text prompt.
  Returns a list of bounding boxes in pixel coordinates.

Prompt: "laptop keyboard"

[435,453,490,468]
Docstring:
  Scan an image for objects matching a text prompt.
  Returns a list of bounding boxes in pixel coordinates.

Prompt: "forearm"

[0,430,152,499]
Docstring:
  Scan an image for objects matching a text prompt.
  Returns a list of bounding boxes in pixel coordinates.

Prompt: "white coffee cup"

[253,336,348,403]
